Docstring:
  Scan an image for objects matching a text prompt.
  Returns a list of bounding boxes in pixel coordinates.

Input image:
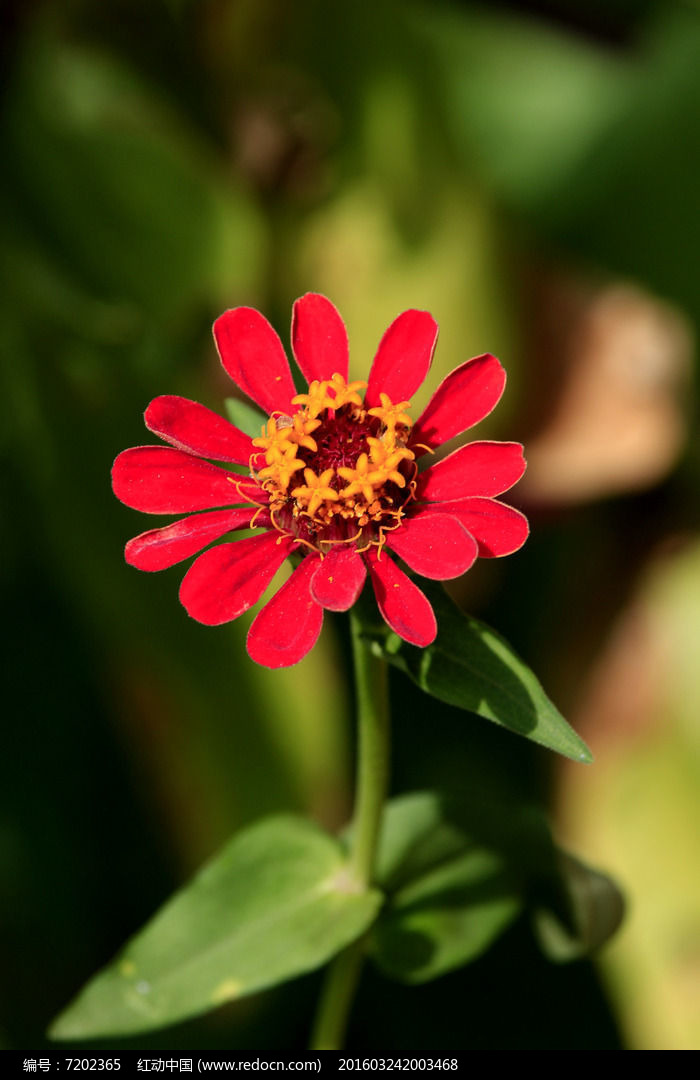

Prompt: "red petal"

[418,497,529,557]
[291,293,349,385]
[213,308,296,415]
[112,447,258,514]
[125,508,268,571]
[410,354,506,455]
[364,310,439,409]
[416,441,526,502]
[366,548,437,647]
[179,532,295,626]
[385,513,478,580]
[310,545,367,611]
[144,396,253,465]
[247,556,324,668]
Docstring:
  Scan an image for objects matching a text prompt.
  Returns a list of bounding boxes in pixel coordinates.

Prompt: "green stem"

[348,610,391,887]
[309,937,366,1052]
[309,610,390,1051]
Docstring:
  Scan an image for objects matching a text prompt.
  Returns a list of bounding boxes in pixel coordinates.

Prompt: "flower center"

[250,374,417,552]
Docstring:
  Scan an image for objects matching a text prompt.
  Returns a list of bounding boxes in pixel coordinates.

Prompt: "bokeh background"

[3,0,700,1051]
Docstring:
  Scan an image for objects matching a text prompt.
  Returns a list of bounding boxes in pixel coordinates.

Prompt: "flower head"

[112,294,528,667]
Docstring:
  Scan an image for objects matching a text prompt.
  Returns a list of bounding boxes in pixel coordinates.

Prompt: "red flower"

[112,295,528,667]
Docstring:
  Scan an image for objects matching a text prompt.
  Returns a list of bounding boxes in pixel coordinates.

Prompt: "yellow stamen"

[337,452,377,503]
[290,413,321,451]
[251,377,419,551]
[367,393,412,431]
[257,453,305,492]
[251,418,278,450]
[324,372,367,411]
[291,380,330,419]
[292,467,339,517]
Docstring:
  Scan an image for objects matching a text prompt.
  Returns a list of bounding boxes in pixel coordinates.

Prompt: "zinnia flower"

[112,294,528,667]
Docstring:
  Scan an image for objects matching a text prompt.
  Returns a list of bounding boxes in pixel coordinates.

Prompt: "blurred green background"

[3,0,700,1051]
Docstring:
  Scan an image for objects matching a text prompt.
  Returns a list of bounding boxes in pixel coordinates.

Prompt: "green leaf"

[373,791,474,892]
[533,851,625,963]
[224,396,266,438]
[362,582,593,764]
[369,792,621,983]
[373,860,520,984]
[49,816,382,1039]
[369,793,523,983]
